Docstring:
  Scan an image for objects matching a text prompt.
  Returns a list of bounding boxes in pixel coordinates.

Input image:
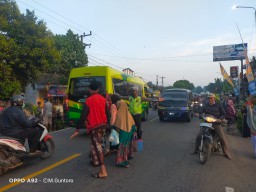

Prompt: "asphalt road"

[0,110,256,192]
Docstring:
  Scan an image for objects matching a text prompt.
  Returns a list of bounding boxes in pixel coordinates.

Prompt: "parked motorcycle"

[198,115,223,164]
[0,122,55,175]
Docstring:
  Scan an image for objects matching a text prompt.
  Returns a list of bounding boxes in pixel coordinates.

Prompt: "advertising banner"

[213,43,247,61]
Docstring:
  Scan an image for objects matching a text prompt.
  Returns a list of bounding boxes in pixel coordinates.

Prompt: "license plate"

[200,123,212,127]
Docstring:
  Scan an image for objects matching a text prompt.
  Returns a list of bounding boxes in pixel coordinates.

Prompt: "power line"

[92,34,129,58]
[30,0,129,57]
[88,54,160,81]
[88,52,213,61]
[17,0,130,61]
[87,54,124,70]
[133,71,155,78]
[88,53,162,78]
[30,0,91,32]
[88,37,129,59]
[18,1,162,82]
[14,0,172,84]
[85,52,213,63]
[20,0,130,58]
[17,0,84,33]
[88,58,105,66]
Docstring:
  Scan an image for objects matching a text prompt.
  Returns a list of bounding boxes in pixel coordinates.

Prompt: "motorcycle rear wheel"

[199,142,212,165]
[40,139,55,159]
[0,151,6,175]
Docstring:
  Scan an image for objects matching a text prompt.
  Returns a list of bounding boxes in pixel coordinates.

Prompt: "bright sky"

[16,0,256,87]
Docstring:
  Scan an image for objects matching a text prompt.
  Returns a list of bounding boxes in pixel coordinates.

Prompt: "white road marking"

[150,117,159,122]
[225,187,235,192]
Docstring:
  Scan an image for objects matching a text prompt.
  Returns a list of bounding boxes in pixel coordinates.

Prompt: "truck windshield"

[68,77,105,102]
[160,99,188,107]
[162,92,187,100]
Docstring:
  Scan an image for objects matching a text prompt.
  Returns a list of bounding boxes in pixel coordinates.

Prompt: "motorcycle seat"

[0,135,24,143]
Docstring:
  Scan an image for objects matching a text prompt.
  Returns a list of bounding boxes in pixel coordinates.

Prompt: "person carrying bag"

[108,129,119,146]
[114,100,136,168]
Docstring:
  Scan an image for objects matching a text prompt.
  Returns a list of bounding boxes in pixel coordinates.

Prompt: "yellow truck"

[65,66,150,126]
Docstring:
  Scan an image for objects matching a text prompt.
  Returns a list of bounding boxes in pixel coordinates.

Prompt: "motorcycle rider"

[0,95,42,155]
[191,93,232,160]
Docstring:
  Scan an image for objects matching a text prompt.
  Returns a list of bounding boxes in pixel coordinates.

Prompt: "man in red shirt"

[70,81,110,178]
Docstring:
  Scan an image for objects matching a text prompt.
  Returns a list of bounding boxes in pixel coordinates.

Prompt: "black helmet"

[10,95,26,106]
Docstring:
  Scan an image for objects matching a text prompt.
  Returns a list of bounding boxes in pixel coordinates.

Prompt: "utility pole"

[159,76,165,86]
[78,31,92,49]
[240,59,244,101]
[156,75,159,86]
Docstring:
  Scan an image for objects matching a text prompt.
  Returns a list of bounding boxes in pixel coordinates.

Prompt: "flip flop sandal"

[92,172,107,179]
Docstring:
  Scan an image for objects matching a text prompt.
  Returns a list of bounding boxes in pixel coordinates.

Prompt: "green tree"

[204,78,233,94]
[222,80,233,93]
[193,86,204,94]
[0,61,22,98]
[214,78,222,94]
[165,85,173,89]
[147,81,153,88]
[0,0,60,98]
[0,0,22,98]
[205,82,216,93]
[53,30,88,83]
[173,79,194,90]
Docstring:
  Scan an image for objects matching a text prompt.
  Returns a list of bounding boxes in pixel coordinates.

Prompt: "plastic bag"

[108,129,119,146]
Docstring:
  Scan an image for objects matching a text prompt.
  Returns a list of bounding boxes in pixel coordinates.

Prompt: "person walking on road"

[225,99,237,135]
[104,93,121,156]
[222,95,229,110]
[122,87,151,139]
[242,96,252,138]
[114,100,136,168]
[70,81,110,179]
[43,98,53,132]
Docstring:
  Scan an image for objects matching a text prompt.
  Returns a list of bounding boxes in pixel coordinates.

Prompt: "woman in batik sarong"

[70,81,110,178]
[114,100,136,168]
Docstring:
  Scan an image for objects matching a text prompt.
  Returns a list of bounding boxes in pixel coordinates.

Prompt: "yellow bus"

[65,66,150,127]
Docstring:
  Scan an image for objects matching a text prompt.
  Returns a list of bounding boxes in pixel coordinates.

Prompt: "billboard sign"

[213,43,247,62]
